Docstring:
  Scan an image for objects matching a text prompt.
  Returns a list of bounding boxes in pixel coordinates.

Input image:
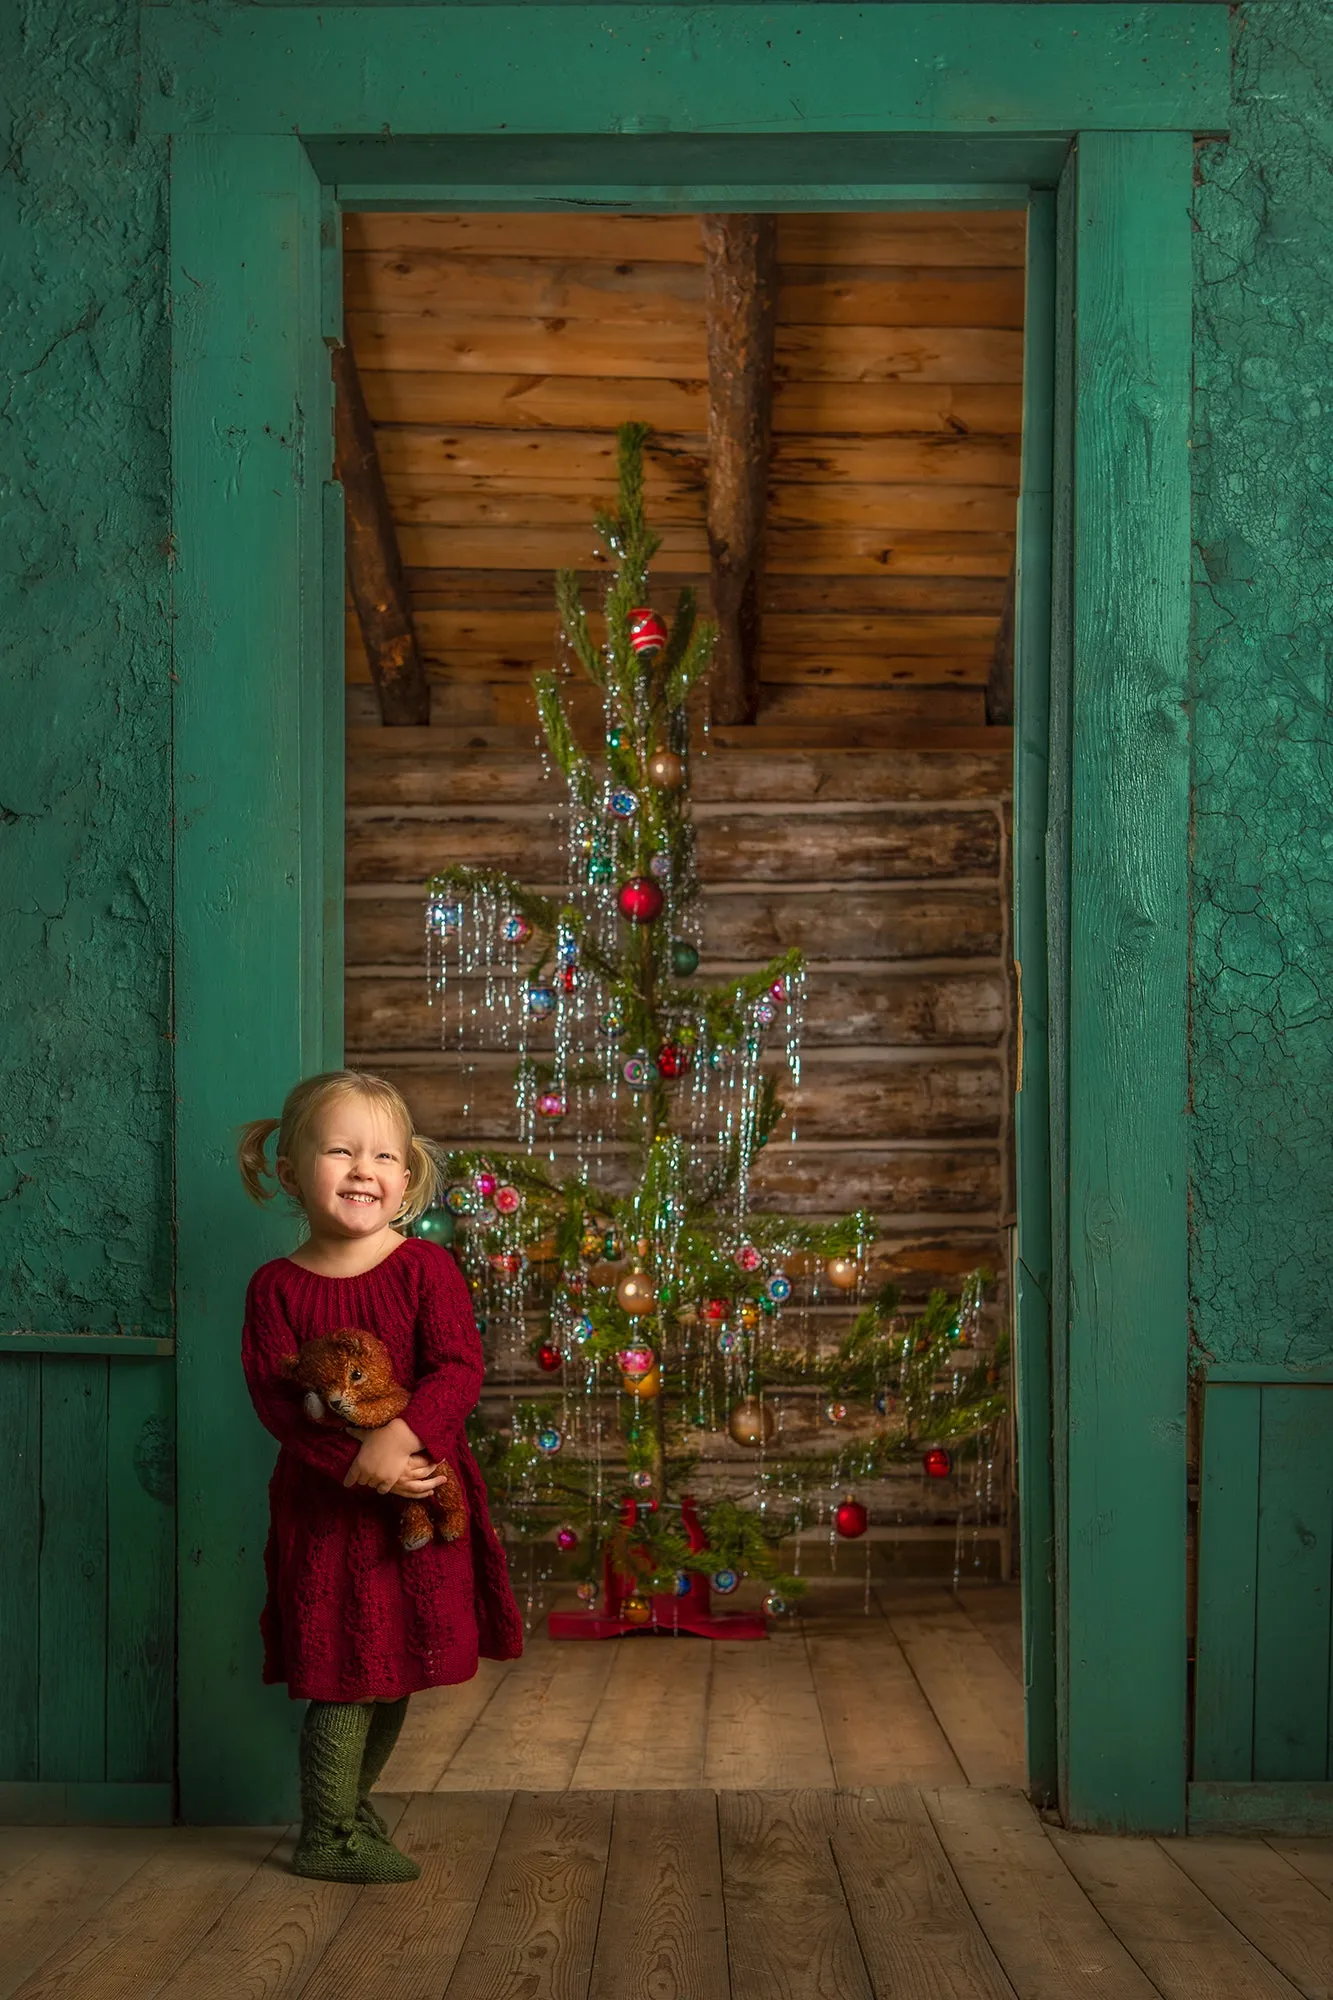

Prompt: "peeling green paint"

[0,1,172,1336]
[1191,0,1333,1375]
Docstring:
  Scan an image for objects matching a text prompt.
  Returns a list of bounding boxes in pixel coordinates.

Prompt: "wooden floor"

[384,1581,1028,1793]
[5,1585,1330,1999]
[4,1786,1331,1999]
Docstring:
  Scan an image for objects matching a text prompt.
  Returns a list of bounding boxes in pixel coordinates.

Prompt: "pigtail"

[400,1133,446,1225]
[237,1118,282,1204]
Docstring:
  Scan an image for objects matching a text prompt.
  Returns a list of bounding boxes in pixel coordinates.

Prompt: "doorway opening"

[339,206,1026,1789]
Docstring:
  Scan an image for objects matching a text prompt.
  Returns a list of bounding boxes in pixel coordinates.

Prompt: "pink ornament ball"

[473,1170,498,1199]
[555,1525,579,1552]
[536,1090,567,1119]
[734,1244,762,1272]
[494,1184,522,1216]
[618,877,664,924]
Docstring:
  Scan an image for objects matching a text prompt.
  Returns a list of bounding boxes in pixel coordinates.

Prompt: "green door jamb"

[1013,189,1058,1809]
[171,133,341,1824]
[1053,132,1194,1833]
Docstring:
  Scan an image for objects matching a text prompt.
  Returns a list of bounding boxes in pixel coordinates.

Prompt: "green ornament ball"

[413,1207,457,1247]
[671,940,700,977]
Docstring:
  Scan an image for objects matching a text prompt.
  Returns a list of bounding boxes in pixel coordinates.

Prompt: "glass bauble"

[623,1365,660,1400]
[618,877,664,924]
[728,1397,775,1448]
[617,1269,657,1316]
[412,1208,456,1247]
[647,748,685,790]
[629,607,668,656]
[623,1592,653,1626]
[835,1497,868,1539]
[536,1343,563,1373]
[555,1525,578,1551]
[670,939,700,977]
[711,1569,739,1595]
[923,1446,954,1480]
[826,1257,861,1291]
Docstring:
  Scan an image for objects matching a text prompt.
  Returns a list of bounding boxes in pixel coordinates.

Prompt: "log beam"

[702,214,777,726]
[332,338,430,726]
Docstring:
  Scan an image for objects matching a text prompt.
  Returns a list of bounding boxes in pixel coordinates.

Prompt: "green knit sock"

[356,1697,410,1838]
[292,1701,420,1884]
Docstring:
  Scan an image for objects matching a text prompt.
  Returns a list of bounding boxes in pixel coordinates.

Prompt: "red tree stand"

[547,1494,768,1640]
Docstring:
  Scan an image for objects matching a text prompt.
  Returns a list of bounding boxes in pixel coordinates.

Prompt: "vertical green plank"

[1013,188,1058,1808]
[0,1359,41,1780]
[321,184,346,1067]
[172,133,330,1823]
[1047,152,1077,1804]
[1253,1387,1333,1780]
[106,1359,175,1784]
[1064,130,1193,1833]
[1193,1385,1260,1780]
[38,1359,109,1782]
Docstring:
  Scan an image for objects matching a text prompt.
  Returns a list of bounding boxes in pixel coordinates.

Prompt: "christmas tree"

[419,424,1006,1635]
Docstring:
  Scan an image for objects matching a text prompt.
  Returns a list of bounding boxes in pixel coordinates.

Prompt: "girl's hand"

[343,1417,423,1494]
[387,1454,449,1500]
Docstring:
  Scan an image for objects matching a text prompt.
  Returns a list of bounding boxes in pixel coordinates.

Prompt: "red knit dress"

[241,1235,524,1702]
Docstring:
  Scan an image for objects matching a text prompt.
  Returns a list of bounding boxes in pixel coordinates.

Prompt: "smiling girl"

[237,1069,522,1883]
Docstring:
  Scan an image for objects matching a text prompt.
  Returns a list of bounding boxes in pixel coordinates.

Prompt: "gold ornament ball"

[617,1269,658,1316]
[623,1365,660,1400]
[676,1302,699,1327]
[737,1300,761,1329]
[580,1228,603,1260]
[826,1256,862,1292]
[728,1396,776,1448]
[623,1593,653,1627]
[647,749,685,791]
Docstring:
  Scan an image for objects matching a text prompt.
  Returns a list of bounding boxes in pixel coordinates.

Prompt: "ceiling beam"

[703,212,777,727]
[332,338,431,726]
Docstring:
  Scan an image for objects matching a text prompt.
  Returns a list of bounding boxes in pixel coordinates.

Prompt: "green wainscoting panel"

[0,1783,174,1828]
[1060,130,1194,1833]
[1188,1782,1333,1835]
[171,133,339,1824]
[38,1359,109,1783]
[0,1358,41,1781]
[1194,1382,1333,1786]
[0,1354,174,1793]
[1194,1384,1261,1780]
[1254,1387,1333,1780]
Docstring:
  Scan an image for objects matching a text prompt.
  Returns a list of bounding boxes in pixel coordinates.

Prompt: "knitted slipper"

[292,1816,420,1883]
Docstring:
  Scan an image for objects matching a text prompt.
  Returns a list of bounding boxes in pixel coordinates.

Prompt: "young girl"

[238,1068,523,1884]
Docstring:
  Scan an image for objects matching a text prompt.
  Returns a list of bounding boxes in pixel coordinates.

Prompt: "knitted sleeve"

[241,1271,360,1482]
[400,1244,486,1462]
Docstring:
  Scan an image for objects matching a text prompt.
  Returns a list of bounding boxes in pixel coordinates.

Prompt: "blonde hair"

[237,1069,441,1227]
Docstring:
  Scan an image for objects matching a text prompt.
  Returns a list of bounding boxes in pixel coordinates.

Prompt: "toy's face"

[290,1330,401,1422]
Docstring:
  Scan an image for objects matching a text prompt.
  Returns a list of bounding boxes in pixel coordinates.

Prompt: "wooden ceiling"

[343,209,1025,743]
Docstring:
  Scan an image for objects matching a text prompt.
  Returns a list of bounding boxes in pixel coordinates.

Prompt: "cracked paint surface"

[1191,1,1333,1372]
[0,0,172,1333]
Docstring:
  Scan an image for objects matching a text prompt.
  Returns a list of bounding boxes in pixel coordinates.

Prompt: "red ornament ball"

[703,1297,732,1322]
[555,1525,578,1552]
[489,1251,523,1277]
[923,1446,954,1480]
[629,607,668,657]
[559,966,577,994]
[656,1042,691,1079]
[835,1497,869,1540]
[618,877,664,924]
[536,1343,563,1374]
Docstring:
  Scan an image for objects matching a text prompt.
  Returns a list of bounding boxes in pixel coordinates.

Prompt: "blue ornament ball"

[673,1572,692,1597]
[444,1184,473,1215]
[766,1274,793,1303]
[711,1568,740,1596]
[527,985,556,1019]
[610,789,638,819]
[536,1427,563,1455]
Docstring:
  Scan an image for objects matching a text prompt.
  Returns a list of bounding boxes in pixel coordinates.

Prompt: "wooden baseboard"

[0,1782,174,1826]
[1188,1781,1333,1834]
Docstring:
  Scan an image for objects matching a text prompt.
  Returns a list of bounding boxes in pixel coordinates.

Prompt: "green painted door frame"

[147,4,1228,1831]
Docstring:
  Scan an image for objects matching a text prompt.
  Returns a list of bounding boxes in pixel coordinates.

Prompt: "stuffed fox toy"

[281,1328,467,1552]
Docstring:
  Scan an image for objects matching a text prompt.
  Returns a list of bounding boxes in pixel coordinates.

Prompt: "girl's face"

[277,1095,412,1242]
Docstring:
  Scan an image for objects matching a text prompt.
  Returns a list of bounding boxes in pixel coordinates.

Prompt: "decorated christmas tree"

[419,424,1006,1636]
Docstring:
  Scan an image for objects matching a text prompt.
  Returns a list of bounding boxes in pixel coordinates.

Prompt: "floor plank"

[0,1832,57,1890]
[381,1665,512,1791]
[704,1632,836,1789]
[10,1828,285,2000]
[572,1636,713,1789]
[925,1788,1161,2000]
[1161,1836,1333,1999]
[1264,1838,1333,1900]
[953,1587,1024,1680]
[1050,1828,1304,2000]
[832,1787,1018,1999]
[720,1791,873,2000]
[588,1791,729,2000]
[884,1596,1026,1786]
[806,1616,967,1787]
[443,1791,612,2000]
[436,1639,617,1790]
[149,1802,404,2000]
[300,1794,511,2000]
[0,1829,172,2000]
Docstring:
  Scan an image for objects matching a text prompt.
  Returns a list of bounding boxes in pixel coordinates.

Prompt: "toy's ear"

[279,1352,301,1378]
